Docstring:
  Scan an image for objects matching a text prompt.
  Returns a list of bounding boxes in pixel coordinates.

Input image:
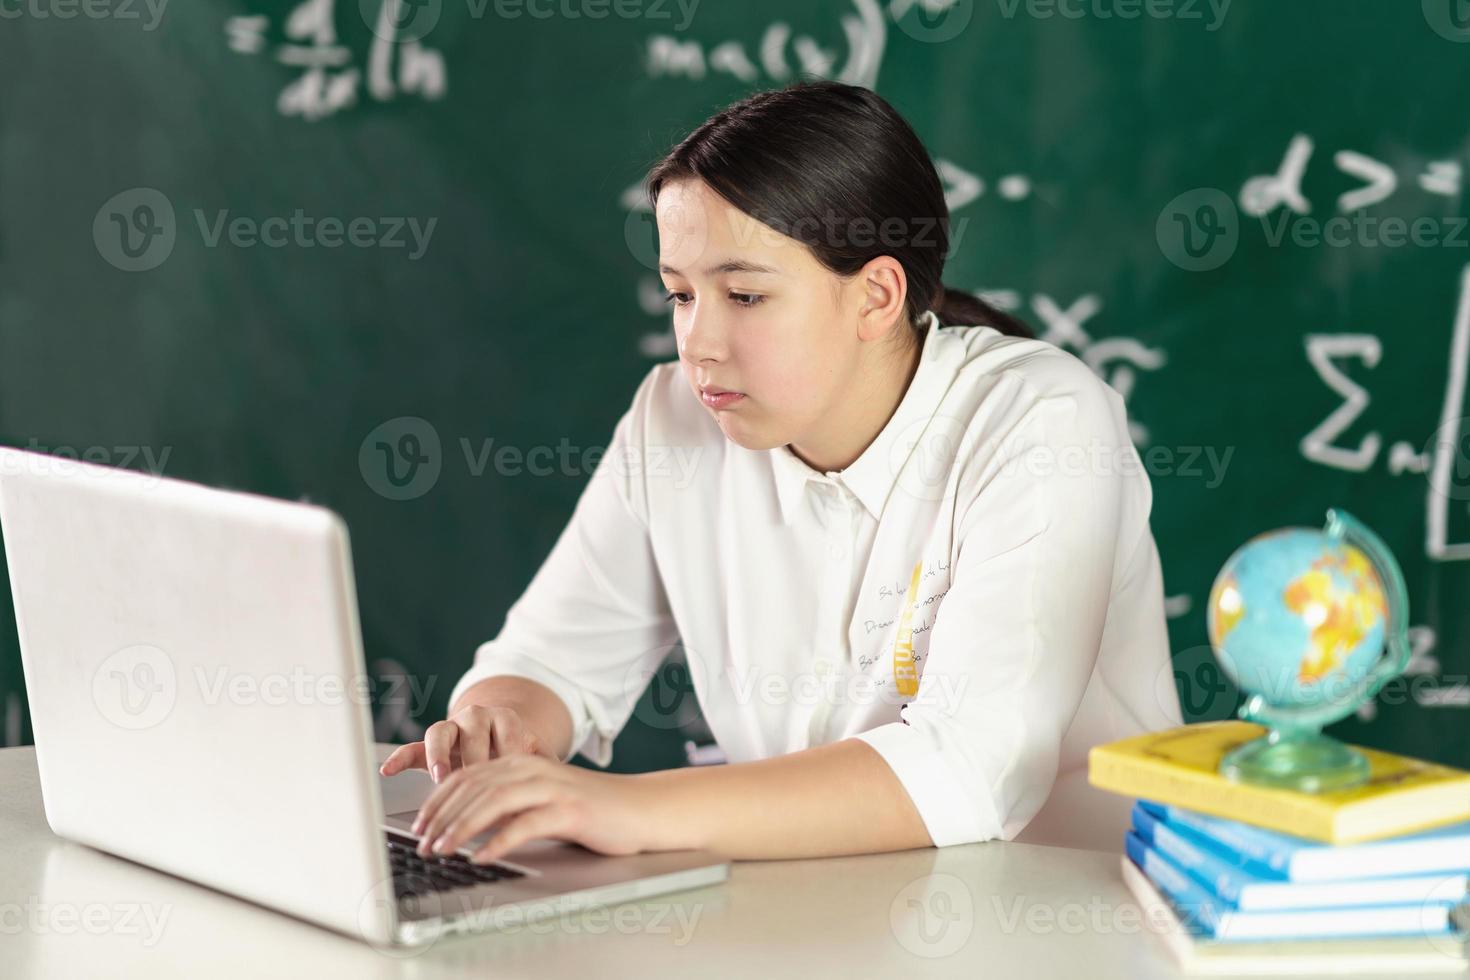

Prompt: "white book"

[1120,856,1470,975]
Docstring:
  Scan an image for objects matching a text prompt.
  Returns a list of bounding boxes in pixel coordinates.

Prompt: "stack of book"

[1088,720,1470,974]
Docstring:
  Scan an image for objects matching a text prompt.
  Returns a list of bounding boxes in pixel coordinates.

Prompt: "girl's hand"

[410,754,659,863]
[379,703,558,783]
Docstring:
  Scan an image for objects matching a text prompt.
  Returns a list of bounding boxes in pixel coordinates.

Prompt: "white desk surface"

[0,743,1445,979]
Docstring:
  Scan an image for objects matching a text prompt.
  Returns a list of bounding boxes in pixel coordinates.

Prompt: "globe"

[1207,527,1388,712]
[1203,511,1409,791]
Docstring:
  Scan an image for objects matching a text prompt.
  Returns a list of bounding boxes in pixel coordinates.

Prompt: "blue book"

[1124,832,1467,942]
[1132,802,1470,911]
[1138,798,1470,883]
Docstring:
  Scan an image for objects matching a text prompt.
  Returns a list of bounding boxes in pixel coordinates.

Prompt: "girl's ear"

[854,255,909,344]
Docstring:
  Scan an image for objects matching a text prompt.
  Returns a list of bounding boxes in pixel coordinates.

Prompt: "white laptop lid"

[0,448,398,942]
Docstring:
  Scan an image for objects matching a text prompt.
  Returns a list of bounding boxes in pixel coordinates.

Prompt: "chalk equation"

[225,0,447,121]
[1242,133,1462,218]
[645,0,887,89]
[1294,265,1470,563]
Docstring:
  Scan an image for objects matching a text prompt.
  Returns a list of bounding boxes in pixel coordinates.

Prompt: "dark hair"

[644,80,1033,340]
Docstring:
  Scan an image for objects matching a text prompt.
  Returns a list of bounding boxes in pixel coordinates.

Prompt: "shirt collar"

[768,311,954,524]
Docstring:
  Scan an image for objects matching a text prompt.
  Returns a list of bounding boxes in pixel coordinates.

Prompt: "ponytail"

[932,286,1035,338]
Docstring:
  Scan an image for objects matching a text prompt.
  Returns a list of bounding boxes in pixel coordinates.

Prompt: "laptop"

[0,447,728,947]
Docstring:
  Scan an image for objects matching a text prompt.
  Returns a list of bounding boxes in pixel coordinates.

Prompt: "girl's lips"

[701,390,745,410]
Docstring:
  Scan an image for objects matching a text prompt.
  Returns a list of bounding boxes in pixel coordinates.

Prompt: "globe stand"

[1220,727,1370,793]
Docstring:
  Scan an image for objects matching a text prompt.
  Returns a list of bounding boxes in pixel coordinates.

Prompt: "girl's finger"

[488,710,526,759]
[378,741,425,775]
[457,713,491,768]
[471,805,576,864]
[415,765,535,852]
[422,719,461,784]
[431,779,557,857]
[413,770,483,848]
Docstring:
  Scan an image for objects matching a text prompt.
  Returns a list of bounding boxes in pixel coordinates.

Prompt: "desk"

[0,743,1429,979]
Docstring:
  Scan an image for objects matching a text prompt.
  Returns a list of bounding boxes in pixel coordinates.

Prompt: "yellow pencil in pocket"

[891,560,923,696]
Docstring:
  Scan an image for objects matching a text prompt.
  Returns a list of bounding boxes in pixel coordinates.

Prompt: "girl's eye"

[663,291,765,309]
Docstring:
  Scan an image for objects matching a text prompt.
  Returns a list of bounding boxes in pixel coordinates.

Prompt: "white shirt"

[450,311,1182,847]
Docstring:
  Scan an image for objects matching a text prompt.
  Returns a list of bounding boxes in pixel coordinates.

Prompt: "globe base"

[1220,729,1370,793]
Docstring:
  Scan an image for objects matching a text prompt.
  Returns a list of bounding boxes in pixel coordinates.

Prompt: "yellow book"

[1087,721,1470,844]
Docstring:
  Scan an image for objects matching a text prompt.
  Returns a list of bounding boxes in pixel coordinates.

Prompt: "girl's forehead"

[658,205,820,278]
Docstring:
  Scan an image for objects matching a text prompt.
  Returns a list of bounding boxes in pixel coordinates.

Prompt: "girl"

[381,81,1182,862]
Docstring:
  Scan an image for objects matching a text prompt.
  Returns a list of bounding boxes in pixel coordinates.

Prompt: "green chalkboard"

[3,0,1469,771]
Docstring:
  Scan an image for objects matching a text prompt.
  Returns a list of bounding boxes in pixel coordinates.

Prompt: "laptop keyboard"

[386,830,526,898]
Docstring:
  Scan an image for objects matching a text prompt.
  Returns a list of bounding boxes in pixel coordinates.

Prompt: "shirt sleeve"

[447,368,680,768]
[852,373,1145,847]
